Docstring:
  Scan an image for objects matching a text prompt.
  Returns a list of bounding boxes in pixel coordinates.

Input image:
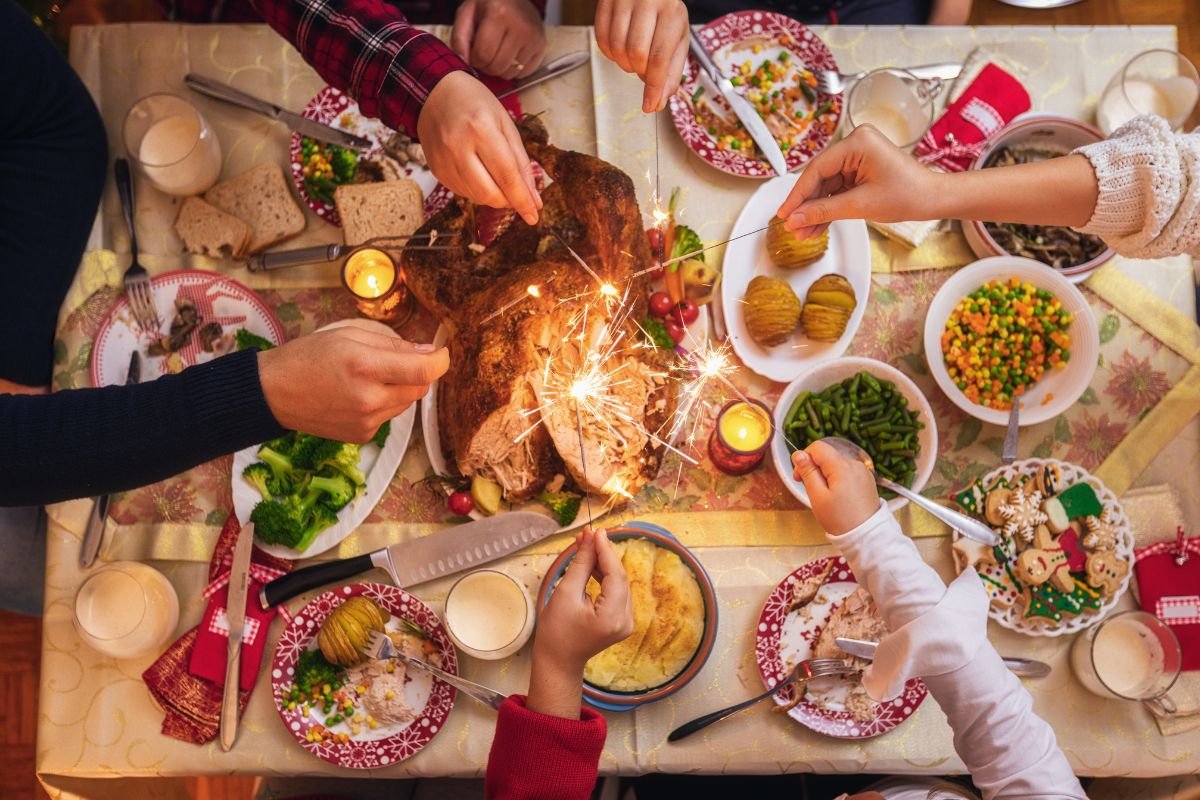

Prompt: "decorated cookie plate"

[755,556,927,739]
[271,582,457,769]
[950,458,1134,637]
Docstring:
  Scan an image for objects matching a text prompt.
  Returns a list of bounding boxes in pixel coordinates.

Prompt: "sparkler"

[630,218,790,280]
[480,282,547,324]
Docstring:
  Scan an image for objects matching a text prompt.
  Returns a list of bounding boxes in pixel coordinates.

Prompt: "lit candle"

[342,248,397,299]
[709,399,773,475]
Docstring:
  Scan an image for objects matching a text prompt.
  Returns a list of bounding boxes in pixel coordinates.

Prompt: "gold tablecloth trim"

[1087,264,1200,363]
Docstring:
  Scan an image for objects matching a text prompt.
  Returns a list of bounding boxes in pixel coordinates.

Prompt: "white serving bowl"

[923,256,1100,428]
[963,115,1114,284]
[771,356,937,514]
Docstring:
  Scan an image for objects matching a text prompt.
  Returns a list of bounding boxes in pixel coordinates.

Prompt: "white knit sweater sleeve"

[1072,115,1200,258]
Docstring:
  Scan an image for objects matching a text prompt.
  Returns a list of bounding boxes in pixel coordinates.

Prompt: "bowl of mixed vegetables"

[924,257,1099,427]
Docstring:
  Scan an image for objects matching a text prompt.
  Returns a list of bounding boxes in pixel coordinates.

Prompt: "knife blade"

[904,62,964,82]
[259,512,560,609]
[184,74,371,151]
[220,521,256,752]
[1002,401,1020,465]
[834,637,1051,678]
[79,351,141,568]
[687,30,789,177]
[496,51,590,100]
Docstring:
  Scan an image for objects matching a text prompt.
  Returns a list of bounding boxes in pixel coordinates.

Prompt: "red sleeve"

[485,695,606,800]
[251,0,472,135]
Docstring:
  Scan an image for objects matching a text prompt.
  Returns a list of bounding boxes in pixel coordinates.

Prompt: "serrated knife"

[688,29,789,177]
[184,74,371,151]
[220,521,256,752]
[259,512,560,609]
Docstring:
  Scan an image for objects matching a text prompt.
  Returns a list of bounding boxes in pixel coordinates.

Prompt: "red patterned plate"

[288,86,454,226]
[271,583,458,768]
[668,11,842,178]
[90,269,285,388]
[755,556,927,739]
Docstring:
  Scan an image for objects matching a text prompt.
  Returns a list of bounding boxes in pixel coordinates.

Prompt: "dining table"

[36,19,1200,799]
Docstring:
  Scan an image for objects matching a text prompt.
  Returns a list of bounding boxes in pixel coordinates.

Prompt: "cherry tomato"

[665,318,686,344]
[649,291,674,318]
[673,300,700,326]
[448,491,474,516]
[646,226,663,256]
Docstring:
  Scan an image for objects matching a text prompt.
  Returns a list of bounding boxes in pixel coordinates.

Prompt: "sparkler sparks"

[480,282,548,323]
[663,338,747,449]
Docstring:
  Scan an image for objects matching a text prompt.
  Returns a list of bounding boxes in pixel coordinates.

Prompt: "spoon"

[818,437,1000,546]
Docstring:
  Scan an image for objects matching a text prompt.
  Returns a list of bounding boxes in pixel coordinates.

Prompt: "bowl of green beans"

[772,357,937,513]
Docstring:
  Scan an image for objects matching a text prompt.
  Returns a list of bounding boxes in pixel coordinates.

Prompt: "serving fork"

[813,61,963,95]
[667,657,852,742]
[114,159,160,333]
[364,630,507,711]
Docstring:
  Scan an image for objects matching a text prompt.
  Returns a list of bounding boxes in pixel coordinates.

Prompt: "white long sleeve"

[1073,114,1200,258]
[828,503,1086,800]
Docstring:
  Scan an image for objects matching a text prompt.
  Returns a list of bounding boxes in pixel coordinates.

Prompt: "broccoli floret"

[670,224,704,264]
[295,649,341,695]
[242,462,275,501]
[250,498,305,547]
[295,502,339,552]
[235,328,275,352]
[330,146,358,183]
[288,433,328,471]
[262,433,298,457]
[535,490,583,526]
[309,472,357,512]
[257,445,297,489]
[371,420,391,449]
[315,441,366,486]
[641,317,674,350]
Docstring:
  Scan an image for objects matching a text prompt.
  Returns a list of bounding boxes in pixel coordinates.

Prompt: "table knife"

[834,637,1051,678]
[184,74,371,151]
[79,351,141,568]
[260,512,560,609]
[905,62,963,82]
[496,51,590,99]
[1002,401,1020,465]
[220,521,256,752]
[688,29,789,176]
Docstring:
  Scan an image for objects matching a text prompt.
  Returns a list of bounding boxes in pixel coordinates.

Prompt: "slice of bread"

[204,162,305,254]
[334,179,424,245]
[174,196,251,259]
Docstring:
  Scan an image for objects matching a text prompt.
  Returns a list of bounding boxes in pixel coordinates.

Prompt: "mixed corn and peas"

[941,278,1073,411]
[283,664,401,745]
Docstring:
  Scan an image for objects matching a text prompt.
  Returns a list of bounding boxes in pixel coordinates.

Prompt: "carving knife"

[495,51,591,99]
[220,521,256,752]
[184,74,371,151]
[834,637,1052,678]
[688,29,789,177]
[260,512,560,609]
[80,350,140,568]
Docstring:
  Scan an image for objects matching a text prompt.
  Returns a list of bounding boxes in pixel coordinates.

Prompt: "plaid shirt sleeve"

[252,0,472,135]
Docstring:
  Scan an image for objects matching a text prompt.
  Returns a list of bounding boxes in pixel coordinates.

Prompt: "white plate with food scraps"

[90,269,285,387]
[232,319,415,559]
[271,582,457,769]
[756,555,927,738]
[722,176,871,383]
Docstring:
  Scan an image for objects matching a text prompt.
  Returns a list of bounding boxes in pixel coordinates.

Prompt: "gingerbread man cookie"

[1014,525,1077,593]
[999,486,1048,545]
[1082,511,1119,551]
[1085,550,1129,595]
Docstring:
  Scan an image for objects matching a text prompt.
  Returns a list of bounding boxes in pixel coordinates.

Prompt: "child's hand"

[528,527,633,718]
[792,441,881,535]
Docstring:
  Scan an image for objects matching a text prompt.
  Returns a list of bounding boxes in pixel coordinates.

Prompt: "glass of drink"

[846,69,943,151]
[123,94,223,196]
[443,569,535,660]
[1096,49,1200,135]
[1070,610,1181,718]
[73,561,180,659]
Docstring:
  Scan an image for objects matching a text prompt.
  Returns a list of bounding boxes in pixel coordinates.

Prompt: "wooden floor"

[10,2,1198,799]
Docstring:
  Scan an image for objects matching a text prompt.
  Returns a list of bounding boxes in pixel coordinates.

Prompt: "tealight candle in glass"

[708,399,773,475]
[341,247,414,324]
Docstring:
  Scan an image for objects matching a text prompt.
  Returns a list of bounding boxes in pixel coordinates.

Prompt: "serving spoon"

[818,436,1000,546]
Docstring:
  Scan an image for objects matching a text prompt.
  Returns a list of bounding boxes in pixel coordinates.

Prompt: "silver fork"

[114,159,161,333]
[667,657,853,741]
[813,62,963,95]
[364,629,507,711]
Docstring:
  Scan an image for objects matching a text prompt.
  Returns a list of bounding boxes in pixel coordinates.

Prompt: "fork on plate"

[114,158,160,333]
[363,629,507,711]
[813,62,962,95]
[667,657,853,741]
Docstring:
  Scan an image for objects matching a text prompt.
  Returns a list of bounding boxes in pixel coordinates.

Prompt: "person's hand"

[775,125,941,240]
[791,441,880,536]
[451,0,546,79]
[256,325,449,443]
[528,527,633,718]
[594,0,689,113]
[0,378,46,396]
[417,71,542,225]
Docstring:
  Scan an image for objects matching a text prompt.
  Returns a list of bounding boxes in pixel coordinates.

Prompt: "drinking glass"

[123,94,223,196]
[74,561,180,659]
[1097,49,1200,135]
[846,68,943,150]
[1070,610,1181,718]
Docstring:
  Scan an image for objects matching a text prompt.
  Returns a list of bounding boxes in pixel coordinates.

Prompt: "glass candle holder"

[708,399,773,475]
[122,94,222,196]
[341,246,414,324]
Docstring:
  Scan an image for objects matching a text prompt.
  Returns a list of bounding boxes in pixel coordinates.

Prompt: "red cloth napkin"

[1135,529,1200,672]
[913,63,1032,173]
[142,515,293,743]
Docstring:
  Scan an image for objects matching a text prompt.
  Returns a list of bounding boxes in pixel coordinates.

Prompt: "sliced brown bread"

[334,179,424,245]
[174,196,251,259]
[204,162,305,253]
